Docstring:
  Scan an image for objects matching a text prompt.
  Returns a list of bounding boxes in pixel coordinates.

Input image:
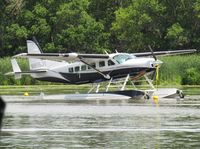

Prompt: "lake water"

[1,96,200,148]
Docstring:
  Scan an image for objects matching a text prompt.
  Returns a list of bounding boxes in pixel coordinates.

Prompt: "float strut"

[121,74,130,91]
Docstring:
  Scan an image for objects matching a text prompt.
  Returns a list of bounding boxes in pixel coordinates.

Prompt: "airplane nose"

[150,60,163,68]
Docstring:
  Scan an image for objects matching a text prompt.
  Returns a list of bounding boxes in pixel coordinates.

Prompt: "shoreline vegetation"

[0,54,199,86]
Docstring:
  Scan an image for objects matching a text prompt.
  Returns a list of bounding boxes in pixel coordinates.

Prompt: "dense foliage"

[160,54,200,85]
[0,0,199,56]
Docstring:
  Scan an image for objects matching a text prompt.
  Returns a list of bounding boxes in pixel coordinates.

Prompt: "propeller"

[148,45,157,60]
[148,45,159,86]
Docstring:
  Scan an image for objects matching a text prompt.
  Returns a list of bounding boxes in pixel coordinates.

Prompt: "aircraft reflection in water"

[6,39,196,100]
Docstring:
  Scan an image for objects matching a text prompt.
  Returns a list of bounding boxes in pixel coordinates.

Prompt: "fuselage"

[31,53,162,84]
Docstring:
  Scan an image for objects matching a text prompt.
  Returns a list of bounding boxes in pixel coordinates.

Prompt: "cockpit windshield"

[113,54,134,64]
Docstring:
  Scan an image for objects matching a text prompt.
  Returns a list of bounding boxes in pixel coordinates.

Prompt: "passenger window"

[75,66,80,72]
[69,67,73,73]
[99,61,105,67]
[108,60,115,66]
[81,65,86,71]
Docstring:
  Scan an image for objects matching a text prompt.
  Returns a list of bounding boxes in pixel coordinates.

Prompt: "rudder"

[27,40,46,70]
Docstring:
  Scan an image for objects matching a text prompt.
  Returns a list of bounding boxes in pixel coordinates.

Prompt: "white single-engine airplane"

[6,40,196,100]
[7,40,196,84]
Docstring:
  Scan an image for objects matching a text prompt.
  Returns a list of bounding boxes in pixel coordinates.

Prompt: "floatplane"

[6,39,196,100]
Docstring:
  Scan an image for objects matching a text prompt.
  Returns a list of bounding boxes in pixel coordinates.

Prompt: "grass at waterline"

[0,85,200,95]
[159,54,200,85]
[0,85,91,95]
[180,86,200,95]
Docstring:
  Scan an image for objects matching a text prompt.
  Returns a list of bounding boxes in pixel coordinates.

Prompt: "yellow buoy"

[153,95,159,104]
[153,95,158,100]
[24,92,29,96]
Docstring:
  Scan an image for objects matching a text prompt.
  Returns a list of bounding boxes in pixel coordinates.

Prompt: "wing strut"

[79,59,110,79]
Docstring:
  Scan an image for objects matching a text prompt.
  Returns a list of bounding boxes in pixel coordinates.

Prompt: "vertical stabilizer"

[27,40,46,70]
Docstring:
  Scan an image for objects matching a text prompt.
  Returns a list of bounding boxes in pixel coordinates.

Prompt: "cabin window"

[69,67,73,73]
[81,65,86,71]
[113,54,133,64]
[99,61,105,67]
[88,63,96,69]
[108,60,115,66]
[75,66,80,72]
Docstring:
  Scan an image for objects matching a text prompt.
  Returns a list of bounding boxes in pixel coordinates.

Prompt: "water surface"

[1,96,200,148]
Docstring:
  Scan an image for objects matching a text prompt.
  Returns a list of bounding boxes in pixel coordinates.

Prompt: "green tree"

[112,0,165,52]
[165,23,188,48]
[192,0,200,50]
[161,0,200,50]
[0,0,7,56]
[88,0,133,51]
[2,0,27,56]
[0,0,199,57]
[54,0,109,53]
[112,0,200,52]
[88,0,132,30]
[182,68,200,85]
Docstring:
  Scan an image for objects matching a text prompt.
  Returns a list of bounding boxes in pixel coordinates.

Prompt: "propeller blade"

[148,45,157,60]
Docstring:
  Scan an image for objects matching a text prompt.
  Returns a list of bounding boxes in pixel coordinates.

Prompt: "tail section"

[5,58,47,79]
[27,40,46,70]
[6,39,68,82]
[10,59,22,79]
[5,59,22,79]
[27,40,64,70]
[11,59,21,73]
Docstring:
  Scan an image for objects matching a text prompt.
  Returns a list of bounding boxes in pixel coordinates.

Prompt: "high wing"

[133,49,196,57]
[13,47,196,61]
[13,53,109,62]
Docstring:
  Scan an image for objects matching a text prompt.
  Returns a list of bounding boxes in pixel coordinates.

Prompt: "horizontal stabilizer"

[5,70,47,79]
[7,59,22,79]
[5,70,47,75]
[11,59,21,73]
[5,59,47,79]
